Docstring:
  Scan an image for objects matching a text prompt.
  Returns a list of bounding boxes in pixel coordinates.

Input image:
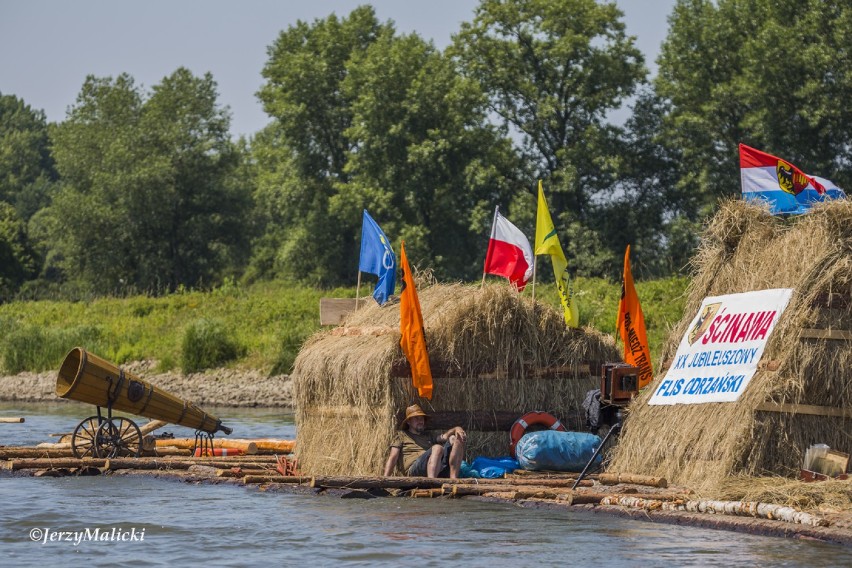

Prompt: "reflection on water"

[0,404,848,566]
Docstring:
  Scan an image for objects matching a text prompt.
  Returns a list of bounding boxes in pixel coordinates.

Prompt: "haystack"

[292,282,619,476]
[611,199,852,491]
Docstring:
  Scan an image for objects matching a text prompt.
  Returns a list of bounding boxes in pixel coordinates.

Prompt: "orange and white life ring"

[509,411,566,457]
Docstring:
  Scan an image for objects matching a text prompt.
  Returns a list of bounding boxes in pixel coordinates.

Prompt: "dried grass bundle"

[710,475,852,510]
[611,199,852,492]
[293,282,619,476]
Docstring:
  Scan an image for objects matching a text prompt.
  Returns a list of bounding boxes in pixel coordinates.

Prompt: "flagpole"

[355,270,362,310]
[531,257,537,303]
[481,205,499,288]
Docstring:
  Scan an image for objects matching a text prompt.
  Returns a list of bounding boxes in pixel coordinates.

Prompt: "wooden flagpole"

[531,257,537,303]
[482,205,500,288]
[355,271,362,310]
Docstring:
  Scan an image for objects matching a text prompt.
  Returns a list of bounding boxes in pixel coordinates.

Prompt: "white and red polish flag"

[483,207,534,291]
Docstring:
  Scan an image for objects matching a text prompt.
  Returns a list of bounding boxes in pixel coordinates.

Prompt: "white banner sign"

[648,288,793,405]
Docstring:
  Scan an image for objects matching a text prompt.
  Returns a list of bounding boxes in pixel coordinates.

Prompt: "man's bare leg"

[427,444,443,478]
[448,436,465,479]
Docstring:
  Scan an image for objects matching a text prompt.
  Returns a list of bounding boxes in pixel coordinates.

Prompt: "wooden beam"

[389,360,602,380]
[392,410,585,431]
[756,402,852,419]
[800,328,852,341]
[319,298,359,326]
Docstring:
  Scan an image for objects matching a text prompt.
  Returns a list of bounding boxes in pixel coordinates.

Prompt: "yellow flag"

[616,245,653,388]
[398,241,433,400]
[534,180,579,327]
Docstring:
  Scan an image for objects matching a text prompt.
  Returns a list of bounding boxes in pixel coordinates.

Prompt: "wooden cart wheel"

[95,417,142,458]
[71,416,103,458]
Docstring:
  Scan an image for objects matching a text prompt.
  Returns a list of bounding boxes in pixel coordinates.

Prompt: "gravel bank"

[0,360,294,408]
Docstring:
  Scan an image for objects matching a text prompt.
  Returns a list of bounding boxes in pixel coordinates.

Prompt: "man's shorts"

[407,441,452,477]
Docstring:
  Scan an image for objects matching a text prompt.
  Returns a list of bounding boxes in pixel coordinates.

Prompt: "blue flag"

[359,210,396,305]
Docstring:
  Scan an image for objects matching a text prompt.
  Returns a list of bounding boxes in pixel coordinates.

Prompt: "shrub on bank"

[180,318,243,373]
[0,321,106,374]
[0,278,688,375]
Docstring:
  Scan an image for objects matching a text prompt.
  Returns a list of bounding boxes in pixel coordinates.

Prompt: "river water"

[0,402,848,567]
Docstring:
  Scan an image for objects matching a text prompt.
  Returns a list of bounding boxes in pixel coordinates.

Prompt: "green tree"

[657,0,852,212]
[451,0,645,226]
[47,69,250,294]
[595,90,698,278]
[0,93,57,220]
[338,31,521,278]
[0,202,38,300]
[253,7,520,283]
[253,7,387,285]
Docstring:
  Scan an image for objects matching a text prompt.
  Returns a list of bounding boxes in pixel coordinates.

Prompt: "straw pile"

[611,199,852,491]
[711,475,852,511]
[292,282,619,476]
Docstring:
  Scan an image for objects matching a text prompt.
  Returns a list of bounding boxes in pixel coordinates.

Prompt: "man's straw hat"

[401,404,428,429]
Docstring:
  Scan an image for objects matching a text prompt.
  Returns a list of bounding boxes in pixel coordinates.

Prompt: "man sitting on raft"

[383,404,466,478]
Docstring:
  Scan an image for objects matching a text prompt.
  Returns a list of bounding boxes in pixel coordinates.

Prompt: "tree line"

[1,0,849,302]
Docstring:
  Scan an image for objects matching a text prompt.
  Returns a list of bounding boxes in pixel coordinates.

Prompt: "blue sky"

[0,0,676,137]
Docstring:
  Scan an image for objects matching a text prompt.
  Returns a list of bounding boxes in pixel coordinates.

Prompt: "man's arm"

[437,426,466,444]
[383,446,401,476]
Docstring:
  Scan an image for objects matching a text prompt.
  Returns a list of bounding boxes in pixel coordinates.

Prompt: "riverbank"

[0,361,294,407]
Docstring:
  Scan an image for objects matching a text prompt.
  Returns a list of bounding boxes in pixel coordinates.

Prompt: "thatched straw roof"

[611,199,852,490]
[293,282,619,476]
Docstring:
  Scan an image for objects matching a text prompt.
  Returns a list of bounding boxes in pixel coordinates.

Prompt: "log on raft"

[154,438,259,454]
[240,475,596,491]
[244,439,296,454]
[409,488,447,498]
[508,470,594,479]
[446,484,569,499]
[452,478,593,488]
[0,448,80,459]
[4,458,107,470]
[243,475,312,485]
[600,496,829,528]
[104,458,280,471]
[153,438,295,455]
[147,447,192,457]
[673,499,829,527]
[215,468,278,478]
[598,473,668,488]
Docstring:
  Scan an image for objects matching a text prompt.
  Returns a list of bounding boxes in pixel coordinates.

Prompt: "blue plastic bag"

[515,430,602,472]
[469,456,520,478]
[460,461,481,478]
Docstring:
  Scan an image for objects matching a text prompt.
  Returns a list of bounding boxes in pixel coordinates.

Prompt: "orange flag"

[615,245,653,388]
[398,241,433,399]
